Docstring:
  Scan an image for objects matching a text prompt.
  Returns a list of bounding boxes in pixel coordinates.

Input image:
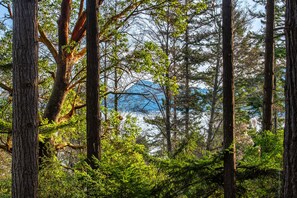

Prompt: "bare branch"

[38,25,59,64]
[0,82,12,94]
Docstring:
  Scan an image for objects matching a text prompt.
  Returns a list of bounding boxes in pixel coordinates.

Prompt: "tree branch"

[38,25,59,63]
[55,142,85,150]
[100,0,144,38]
[58,0,72,53]
[71,11,87,43]
[78,0,84,18]
[0,82,12,94]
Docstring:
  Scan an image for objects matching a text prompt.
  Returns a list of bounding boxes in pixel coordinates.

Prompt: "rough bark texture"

[284,0,297,196]
[86,0,101,168]
[263,0,275,132]
[222,0,236,197]
[12,0,39,197]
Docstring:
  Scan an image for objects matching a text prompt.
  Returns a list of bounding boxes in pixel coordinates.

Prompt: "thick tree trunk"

[39,0,72,165]
[43,60,70,122]
[222,0,236,197]
[283,0,297,196]
[12,0,39,197]
[86,0,101,168]
[44,0,71,123]
[263,0,275,132]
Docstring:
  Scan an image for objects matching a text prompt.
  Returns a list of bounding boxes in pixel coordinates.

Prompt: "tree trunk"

[104,43,108,121]
[222,0,236,197]
[263,0,275,132]
[184,0,190,139]
[283,0,297,196]
[114,65,118,112]
[172,40,178,149]
[165,2,172,155]
[39,0,72,165]
[12,0,39,197]
[86,0,101,168]
[43,61,70,123]
[165,74,172,155]
[206,41,220,150]
[44,0,72,123]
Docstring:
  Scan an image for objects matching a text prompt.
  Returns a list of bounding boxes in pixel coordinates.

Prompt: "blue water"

[107,80,208,113]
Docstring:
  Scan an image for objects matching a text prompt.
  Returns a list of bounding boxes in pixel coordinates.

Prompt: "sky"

[0,0,264,32]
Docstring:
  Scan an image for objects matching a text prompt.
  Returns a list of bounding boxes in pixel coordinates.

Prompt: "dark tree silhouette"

[222,0,236,197]
[86,0,101,168]
[283,0,297,196]
[12,0,39,196]
[263,0,275,132]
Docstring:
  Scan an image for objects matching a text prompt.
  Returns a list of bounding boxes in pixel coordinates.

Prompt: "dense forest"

[0,0,296,197]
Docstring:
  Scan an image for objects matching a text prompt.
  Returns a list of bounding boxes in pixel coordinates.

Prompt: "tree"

[12,0,39,196]
[86,0,101,167]
[184,0,190,140]
[222,0,236,197]
[263,0,275,131]
[37,0,149,163]
[283,0,297,196]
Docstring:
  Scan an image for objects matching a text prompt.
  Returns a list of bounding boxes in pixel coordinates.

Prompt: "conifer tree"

[222,0,236,197]
[86,0,101,167]
[12,0,39,196]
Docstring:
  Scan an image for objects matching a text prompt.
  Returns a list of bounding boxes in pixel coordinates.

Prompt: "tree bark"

[39,0,72,166]
[263,0,275,132]
[283,0,297,196]
[104,42,108,121]
[43,0,72,123]
[164,1,172,155]
[184,0,190,139]
[86,0,101,168]
[222,0,236,197]
[12,0,39,197]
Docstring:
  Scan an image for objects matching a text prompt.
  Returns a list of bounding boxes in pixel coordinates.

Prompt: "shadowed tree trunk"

[283,0,297,196]
[12,0,39,196]
[263,0,275,132]
[164,1,172,155]
[222,0,236,197]
[86,0,101,168]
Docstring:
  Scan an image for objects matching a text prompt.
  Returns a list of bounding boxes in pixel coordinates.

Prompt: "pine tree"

[86,0,101,168]
[283,0,297,196]
[222,0,236,197]
[12,0,39,196]
[263,0,275,131]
